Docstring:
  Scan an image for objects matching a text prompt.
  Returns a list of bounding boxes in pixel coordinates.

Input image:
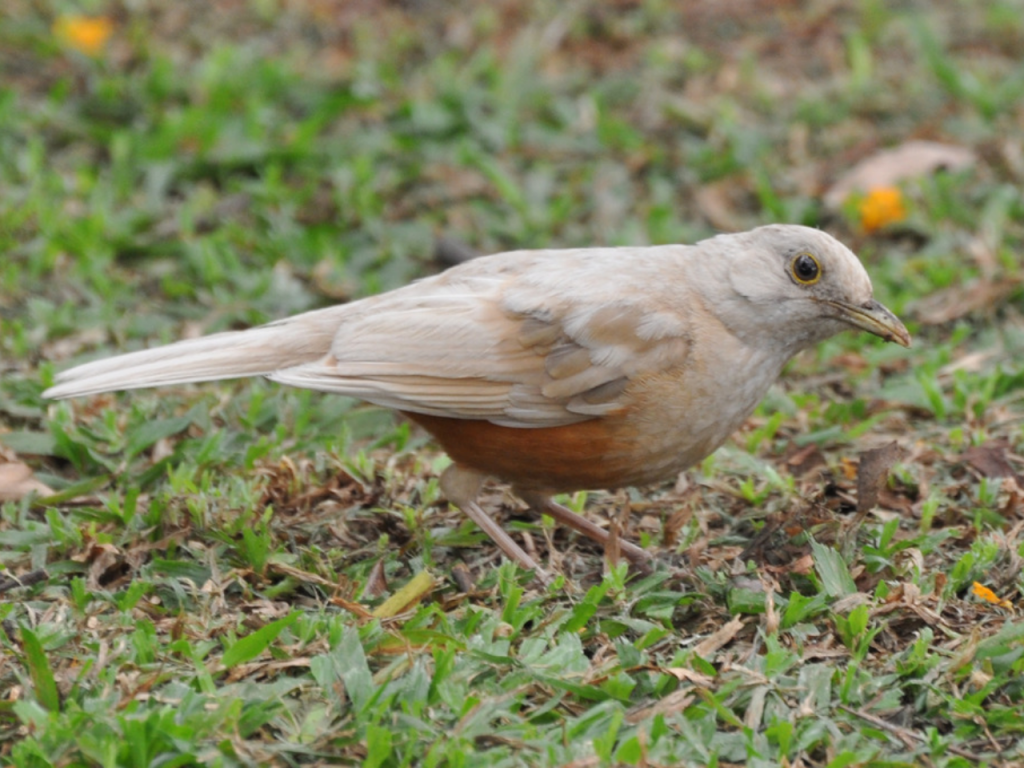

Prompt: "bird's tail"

[44,306,345,399]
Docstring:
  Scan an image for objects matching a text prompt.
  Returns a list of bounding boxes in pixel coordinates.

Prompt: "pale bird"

[45,224,910,583]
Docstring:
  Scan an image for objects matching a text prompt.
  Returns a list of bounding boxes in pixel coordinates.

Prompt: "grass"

[3,0,1024,765]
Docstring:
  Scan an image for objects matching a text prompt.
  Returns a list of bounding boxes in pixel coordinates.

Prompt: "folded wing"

[269,248,694,428]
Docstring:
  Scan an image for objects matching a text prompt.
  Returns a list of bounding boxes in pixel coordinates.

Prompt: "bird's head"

[697,224,910,354]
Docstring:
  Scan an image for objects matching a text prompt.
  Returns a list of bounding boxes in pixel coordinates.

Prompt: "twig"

[839,705,984,762]
[0,568,49,594]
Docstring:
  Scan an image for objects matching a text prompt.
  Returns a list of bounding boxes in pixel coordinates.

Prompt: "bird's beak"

[828,298,911,347]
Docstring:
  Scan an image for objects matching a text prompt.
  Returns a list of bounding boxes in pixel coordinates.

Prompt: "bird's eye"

[790,253,821,285]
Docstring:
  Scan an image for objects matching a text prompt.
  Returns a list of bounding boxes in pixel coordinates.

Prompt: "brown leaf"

[910,277,1020,325]
[857,442,903,515]
[0,462,54,502]
[662,667,715,686]
[693,616,744,659]
[788,553,816,575]
[963,441,1023,485]
[450,563,476,593]
[824,140,976,208]
[761,552,818,576]
[85,543,125,590]
[363,558,389,598]
[330,595,374,620]
[662,495,694,549]
[783,443,828,479]
[626,689,695,725]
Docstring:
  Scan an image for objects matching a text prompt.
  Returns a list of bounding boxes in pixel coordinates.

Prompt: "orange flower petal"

[972,581,1000,604]
[859,186,906,233]
[53,15,113,56]
[972,581,1013,609]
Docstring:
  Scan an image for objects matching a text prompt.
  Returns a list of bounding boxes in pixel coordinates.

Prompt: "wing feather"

[268,248,694,427]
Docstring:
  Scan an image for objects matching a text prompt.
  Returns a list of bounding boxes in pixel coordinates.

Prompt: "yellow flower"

[972,581,1013,610]
[53,15,113,56]
[859,186,906,233]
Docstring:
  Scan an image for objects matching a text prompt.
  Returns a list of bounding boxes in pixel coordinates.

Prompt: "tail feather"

[44,307,344,399]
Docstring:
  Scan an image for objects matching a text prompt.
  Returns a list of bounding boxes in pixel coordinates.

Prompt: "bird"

[44,224,910,583]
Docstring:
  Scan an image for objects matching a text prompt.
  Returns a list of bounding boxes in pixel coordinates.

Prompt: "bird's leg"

[441,464,551,584]
[518,491,654,574]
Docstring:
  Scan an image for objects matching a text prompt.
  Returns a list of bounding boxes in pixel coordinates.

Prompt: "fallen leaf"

[857,441,903,515]
[963,441,1023,485]
[330,595,374,619]
[85,542,125,590]
[662,667,715,686]
[0,462,54,502]
[911,277,1021,325]
[626,690,695,725]
[693,616,744,659]
[450,563,476,593]
[825,140,976,208]
[762,553,815,576]
[363,559,389,598]
[938,350,996,376]
[784,443,828,479]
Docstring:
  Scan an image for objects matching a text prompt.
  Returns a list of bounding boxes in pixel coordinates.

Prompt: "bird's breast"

[403,340,783,493]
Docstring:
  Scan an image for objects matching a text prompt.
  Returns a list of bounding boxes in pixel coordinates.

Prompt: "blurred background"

[3,1,1024,764]
[3,1,1019,337]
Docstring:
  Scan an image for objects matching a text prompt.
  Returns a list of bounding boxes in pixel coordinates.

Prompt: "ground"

[2,1,1024,766]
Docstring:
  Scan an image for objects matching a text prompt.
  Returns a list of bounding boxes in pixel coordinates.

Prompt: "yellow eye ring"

[790,252,821,285]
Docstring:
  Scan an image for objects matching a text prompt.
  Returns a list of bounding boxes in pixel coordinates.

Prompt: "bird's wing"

[268,248,694,427]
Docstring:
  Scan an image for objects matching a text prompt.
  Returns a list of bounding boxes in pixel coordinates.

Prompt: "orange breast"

[402,412,642,493]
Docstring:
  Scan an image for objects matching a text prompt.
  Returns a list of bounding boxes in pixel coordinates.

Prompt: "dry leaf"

[857,441,903,515]
[0,462,54,502]
[910,277,1021,325]
[825,140,976,208]
[938,350,996,376]
[85,542,124,590]
[626,690,695,725]
[784,443,828,479]
[762,553,816,576]
[663,667,715,686]
[330,595,374,619]
[363,559,389,598]
[963,441,1023,485]
[693,616,744,659]
[450,563,476,593]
